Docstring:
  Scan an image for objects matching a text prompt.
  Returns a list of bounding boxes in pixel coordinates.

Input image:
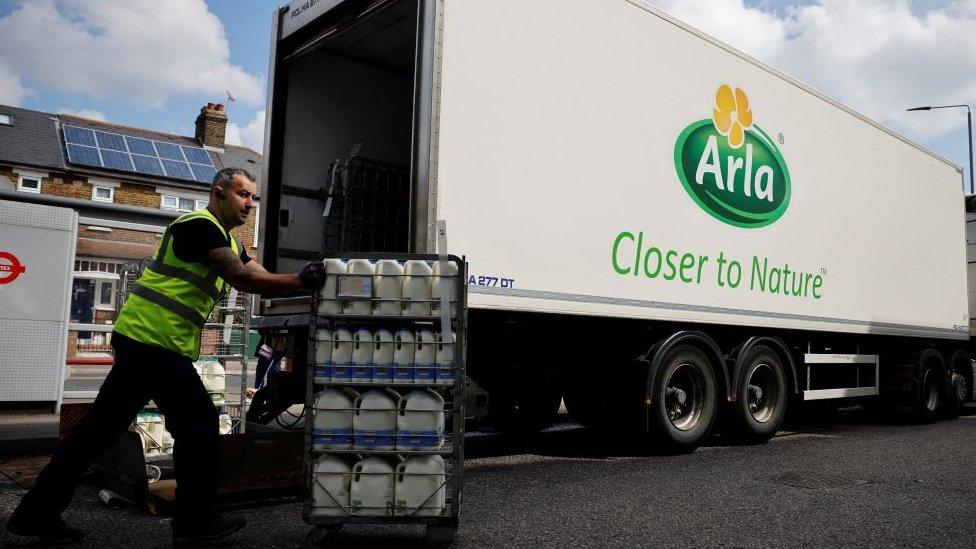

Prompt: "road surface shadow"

[465,403,976,459]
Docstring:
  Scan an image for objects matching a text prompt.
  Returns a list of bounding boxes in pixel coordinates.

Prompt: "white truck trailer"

[259,0,970,450]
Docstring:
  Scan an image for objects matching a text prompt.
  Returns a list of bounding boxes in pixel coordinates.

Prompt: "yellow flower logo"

[712,84,753,149]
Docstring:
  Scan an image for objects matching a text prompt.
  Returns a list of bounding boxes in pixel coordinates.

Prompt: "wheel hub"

[665,363,705,431]
[746,363,778,423]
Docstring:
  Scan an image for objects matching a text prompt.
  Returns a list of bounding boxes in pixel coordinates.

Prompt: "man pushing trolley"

[6,167,328,545]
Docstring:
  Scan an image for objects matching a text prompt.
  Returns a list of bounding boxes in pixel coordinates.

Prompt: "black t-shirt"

[169,217,251,265]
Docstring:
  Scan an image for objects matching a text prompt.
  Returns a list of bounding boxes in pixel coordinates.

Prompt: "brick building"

[0,103,262,360]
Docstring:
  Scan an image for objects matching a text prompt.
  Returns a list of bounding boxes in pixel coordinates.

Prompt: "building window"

[17,176,41,193]
[161,195,206,212]
[92,185,114,203]
[0,114,11,125]
[96,280,115,309]
[74,258,123,274]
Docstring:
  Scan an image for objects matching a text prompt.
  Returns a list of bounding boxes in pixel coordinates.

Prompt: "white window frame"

[92,186,114,203]
[89,178,120,203]
[16,169,46,194]
[0,114,11,125]
[158,188,208,213]
[95,279,116,310]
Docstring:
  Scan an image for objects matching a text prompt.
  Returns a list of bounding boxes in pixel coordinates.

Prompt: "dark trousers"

[14,333,219,527]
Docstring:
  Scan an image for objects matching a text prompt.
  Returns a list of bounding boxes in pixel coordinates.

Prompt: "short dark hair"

[212,167,255,188]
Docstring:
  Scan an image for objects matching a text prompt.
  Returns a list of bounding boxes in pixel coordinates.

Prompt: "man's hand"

[299,261,327,290]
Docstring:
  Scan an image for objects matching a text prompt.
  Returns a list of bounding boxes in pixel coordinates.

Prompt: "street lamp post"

[907,104,974,195]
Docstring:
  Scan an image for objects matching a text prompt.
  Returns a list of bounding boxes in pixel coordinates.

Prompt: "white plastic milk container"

[135,412,159,457]
[312,455,351,516]
[208,361,226,406]
[396,390,445,450]
[330,328,354,382]
[313,389,355,449]
[401,260,433,316]
[314,328,333,382]
[395,455,446,517]
[431,260,458,317]
[373,259,403,316]
[160,426,174,455]
[352,329,374,382]
[198,360,226,405]
[317,259,347,315]
[414,330,437,383]
[435,332,455,384]
[350,457,394,516]
[353,390,397,450]
[343,259,375,315]
[393,330,416,383]
[145,412,165,457]
[372,329,395,382]
[218,413,233,435]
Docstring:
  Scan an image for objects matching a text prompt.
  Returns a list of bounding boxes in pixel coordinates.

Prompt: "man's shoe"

[173,514,247,546]
[6,513,85,545]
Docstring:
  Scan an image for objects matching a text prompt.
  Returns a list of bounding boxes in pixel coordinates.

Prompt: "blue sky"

[0,0,973,187]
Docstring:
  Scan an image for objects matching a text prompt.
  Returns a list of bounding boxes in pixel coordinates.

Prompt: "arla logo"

[673,85,791,228]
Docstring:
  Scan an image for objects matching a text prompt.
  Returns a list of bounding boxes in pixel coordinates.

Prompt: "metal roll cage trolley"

[303,252,467,547]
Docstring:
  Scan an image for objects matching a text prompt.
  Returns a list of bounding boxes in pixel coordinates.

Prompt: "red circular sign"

[0,251,26,285]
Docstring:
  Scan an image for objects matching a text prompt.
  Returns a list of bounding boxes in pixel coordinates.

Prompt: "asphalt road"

[2,407,976,548]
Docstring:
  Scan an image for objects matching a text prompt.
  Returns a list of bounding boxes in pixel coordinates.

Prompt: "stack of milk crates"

[304,253,466,546]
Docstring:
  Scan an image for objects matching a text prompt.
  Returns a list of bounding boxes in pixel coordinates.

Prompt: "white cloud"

[57,108,107,121]
[646,0,976,142]
[226,109,266,151]
[0,58,29,106]
[0,0,263,108]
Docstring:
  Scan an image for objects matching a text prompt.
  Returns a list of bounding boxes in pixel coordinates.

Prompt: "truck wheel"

[731,346,787,443]
[913,360,941,423]
[647,345,718,452]
[943,351,970,419]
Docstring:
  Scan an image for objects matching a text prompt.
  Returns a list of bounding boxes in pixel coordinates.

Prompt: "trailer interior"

[262,0,426,274]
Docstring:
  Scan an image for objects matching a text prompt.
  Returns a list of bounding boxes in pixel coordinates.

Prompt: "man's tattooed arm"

[205,247,303,294]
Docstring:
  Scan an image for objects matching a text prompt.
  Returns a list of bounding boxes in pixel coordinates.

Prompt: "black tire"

[943,351,970,419]
[731,346,788,443]
[913,359,941,423]
[646,345,718,452]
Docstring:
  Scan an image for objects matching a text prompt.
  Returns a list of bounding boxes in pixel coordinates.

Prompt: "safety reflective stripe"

[146,227,222,299]
[131,284,206,329]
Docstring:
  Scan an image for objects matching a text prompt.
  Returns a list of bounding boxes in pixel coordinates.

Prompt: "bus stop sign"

[0,251,26,284]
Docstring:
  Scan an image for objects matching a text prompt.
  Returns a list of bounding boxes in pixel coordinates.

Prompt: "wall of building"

[116,183,162,209]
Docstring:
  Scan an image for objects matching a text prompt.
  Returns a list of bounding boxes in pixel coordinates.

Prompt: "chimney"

[194,102,227,148]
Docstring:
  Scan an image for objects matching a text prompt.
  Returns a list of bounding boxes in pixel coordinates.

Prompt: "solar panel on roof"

[125,136,156,156]
[181,146,212,165]
[64,126,96,147]
[62,124,217,183]
[154,141,185,161]
[161,159,193,180]
[66,144,101,166]
[101,149,134,171]
[189,164,217,183]
[95,131,127,151]
[131,154,165,176]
